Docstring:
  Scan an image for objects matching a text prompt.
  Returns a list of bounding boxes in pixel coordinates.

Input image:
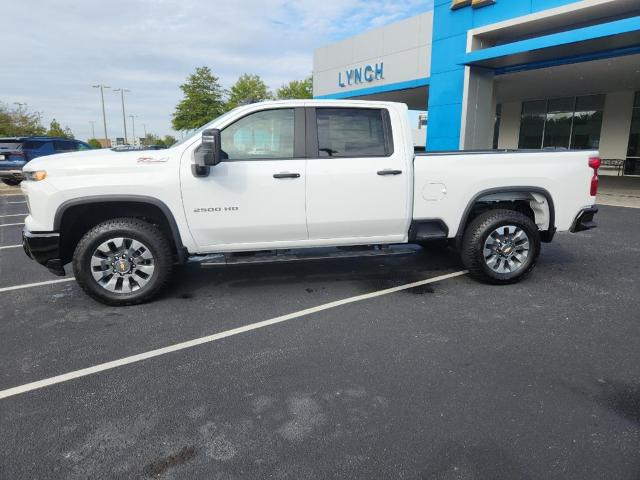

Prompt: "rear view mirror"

[192,129,222,177]
[195,129,221,167]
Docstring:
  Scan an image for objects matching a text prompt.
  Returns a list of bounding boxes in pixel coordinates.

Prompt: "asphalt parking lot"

[1,189,639,479]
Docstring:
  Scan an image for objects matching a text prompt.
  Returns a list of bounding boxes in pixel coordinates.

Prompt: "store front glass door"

[626,91,640,176]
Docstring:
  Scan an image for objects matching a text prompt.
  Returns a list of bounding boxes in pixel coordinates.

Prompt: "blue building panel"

[426,103,465,150]
[428,69,466,107]
[465,16,640,65]
[426,0,635,151]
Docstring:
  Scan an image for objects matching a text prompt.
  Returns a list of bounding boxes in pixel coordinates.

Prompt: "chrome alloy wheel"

[90,237,155,293]
[483,225,530,274]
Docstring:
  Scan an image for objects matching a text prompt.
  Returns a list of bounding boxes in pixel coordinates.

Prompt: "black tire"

[2,178,21,186]
[461,209,540,285]
[72,218,173,306]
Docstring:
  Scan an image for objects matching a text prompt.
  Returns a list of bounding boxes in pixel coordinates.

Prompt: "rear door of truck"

[304,106,410,242]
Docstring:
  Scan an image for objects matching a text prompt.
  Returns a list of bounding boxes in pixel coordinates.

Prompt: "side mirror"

[193,129,221,177]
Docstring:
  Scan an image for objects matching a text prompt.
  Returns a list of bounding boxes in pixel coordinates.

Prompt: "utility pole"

[113,88,130,144]
[129,114,137,146]
[89,121,96,139]
[92,84,110,140]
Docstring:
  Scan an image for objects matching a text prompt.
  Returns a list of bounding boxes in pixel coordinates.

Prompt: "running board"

[191,245,420,267]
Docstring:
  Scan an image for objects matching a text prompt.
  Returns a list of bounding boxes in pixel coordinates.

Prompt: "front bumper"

[0,169,24,180]
[570,206,598,233]
[22,229,66,276]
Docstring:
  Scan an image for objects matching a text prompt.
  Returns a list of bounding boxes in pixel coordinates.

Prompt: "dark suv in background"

[0,137,92,185]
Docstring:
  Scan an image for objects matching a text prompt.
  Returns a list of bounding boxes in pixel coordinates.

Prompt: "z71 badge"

[193,207,239,213]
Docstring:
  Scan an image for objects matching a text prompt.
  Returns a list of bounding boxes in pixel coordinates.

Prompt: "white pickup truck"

[21,100,599,305]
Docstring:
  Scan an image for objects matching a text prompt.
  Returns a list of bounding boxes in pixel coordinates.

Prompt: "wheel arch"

[456,187,556,244]
[54,195,186,265]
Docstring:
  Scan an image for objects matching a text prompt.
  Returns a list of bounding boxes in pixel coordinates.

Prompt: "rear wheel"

[2,178,21,186]
[73,218,173,306]
[461,209,540,284]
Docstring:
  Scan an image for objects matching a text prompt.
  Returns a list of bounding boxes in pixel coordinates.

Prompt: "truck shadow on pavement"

[166,247,464,299]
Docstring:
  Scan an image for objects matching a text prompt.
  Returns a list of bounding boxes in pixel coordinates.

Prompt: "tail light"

[589,156,600,197]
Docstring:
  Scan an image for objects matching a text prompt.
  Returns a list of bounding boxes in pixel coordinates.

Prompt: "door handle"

[377,169,402,176]
[273,172,301,179]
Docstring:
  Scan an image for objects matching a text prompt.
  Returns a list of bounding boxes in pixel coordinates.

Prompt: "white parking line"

[0,244,22,250]
[0,213,27,218]
[0,223,24,227]
[0,278,76,294]
[7,201,26,204]
[0,270,467,400]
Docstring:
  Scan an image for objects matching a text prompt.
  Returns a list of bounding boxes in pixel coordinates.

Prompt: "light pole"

[113,88,130,144]
[92,84,110,140]
[129,114,137,146]
[89,121,96,139]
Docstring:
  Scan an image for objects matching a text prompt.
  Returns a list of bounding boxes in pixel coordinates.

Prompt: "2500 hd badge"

[193,207,239,213]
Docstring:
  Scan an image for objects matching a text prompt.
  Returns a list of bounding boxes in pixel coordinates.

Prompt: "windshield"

[171,108,240,148]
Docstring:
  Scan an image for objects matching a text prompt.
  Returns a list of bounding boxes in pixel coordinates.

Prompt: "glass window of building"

[518,95,605,150]
[571,95,605,149]
[518,100,546,149]
[543,97,574,148]
[492,104,502,149]
[626,91,640,175]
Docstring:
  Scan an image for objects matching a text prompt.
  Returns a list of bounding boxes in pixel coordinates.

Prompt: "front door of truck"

[181,107,308,249]
[305,107,409,241]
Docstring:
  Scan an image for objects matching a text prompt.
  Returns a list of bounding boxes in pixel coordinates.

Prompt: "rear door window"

[315,108,391,157]
[23,141,56,156]
[54,140,76,153]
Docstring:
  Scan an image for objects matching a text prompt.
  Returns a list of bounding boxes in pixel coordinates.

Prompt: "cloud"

[1,0,430,140]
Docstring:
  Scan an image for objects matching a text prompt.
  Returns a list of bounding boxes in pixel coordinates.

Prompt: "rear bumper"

[0,169,23,180]
[22,229,66,276]
[570,206,598,233]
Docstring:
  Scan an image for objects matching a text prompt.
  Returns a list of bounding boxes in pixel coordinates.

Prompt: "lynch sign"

[338,63,383,88]
[451,0,495,9]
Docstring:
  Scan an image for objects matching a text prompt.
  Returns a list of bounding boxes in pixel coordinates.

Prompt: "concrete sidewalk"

[598,175,640,208]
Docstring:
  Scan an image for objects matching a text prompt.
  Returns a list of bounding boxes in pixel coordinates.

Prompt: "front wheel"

[461,209,540,284]
[72,218,173,306]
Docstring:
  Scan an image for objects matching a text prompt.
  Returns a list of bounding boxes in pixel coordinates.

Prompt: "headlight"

[23,170,47,181]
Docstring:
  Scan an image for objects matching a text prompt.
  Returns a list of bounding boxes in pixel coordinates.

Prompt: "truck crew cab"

[21,100,599,305]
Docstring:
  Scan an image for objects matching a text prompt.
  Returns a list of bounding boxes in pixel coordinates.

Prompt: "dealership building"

[313,0,640,176]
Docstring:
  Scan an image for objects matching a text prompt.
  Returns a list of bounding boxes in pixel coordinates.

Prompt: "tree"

[142,133,162,146]
[276,76,313,100]
[226,73,272,110]
[172,66,226,132]
[163,135,177,147]
[47,118,74,139]
[0,103,45,136]
[87,138,102,149]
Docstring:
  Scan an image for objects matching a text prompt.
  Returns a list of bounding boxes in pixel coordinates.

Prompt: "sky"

[2,0,432,141]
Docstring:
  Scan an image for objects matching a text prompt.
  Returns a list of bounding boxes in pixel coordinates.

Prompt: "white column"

[598,91,634,160]
[460,67,495,150]
[497,101,521,149]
